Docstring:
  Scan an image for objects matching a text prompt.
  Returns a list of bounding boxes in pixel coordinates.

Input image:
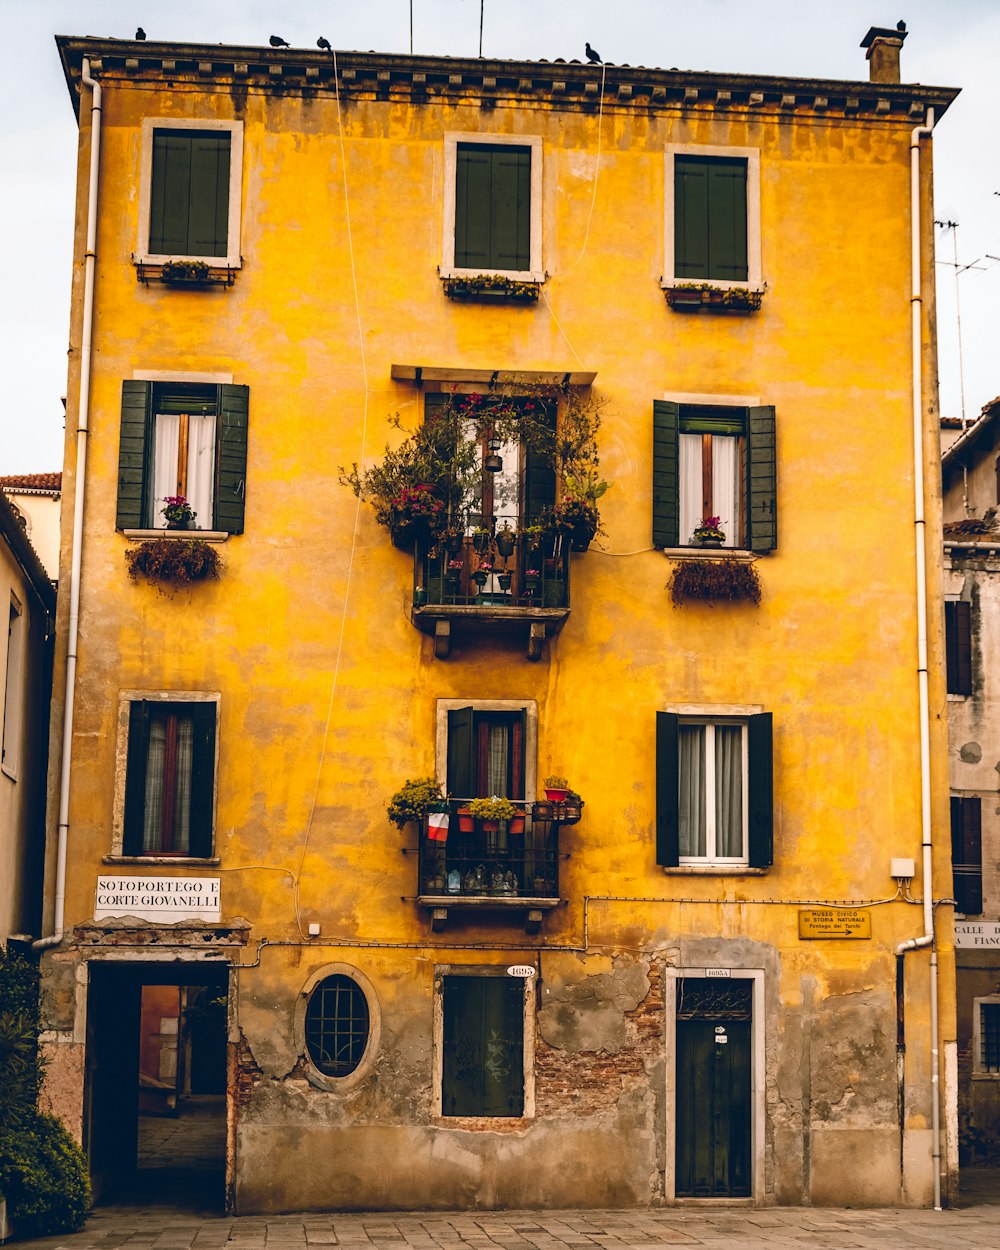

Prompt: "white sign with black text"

[955,922,1000,949]
[95,875,221,923]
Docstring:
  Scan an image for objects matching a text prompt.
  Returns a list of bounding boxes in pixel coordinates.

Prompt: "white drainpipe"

[906,104,942,1210]
[34,58,101,951]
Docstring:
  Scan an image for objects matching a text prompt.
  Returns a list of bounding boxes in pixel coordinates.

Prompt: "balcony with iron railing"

[409,511,574,660]
[413,798,579,932]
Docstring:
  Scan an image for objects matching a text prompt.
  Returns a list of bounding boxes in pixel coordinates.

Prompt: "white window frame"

[435,698,538,798]
[1,594,24,781]
[108,690,221,863]
[973,996,1000,1079]
[295,963,382,1093]
[433,964,536,1121]
[136,118,244,269]
[662,144,762,291]
[441,132,544,282]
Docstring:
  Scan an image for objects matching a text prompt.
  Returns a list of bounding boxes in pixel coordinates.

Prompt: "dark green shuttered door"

[216,385,250,535]
[675,156,748,282]
[442,976,524,1116]
[746,406,777,553]
[116,381,153,531]
[455,144,531,271]
[149,129,231,257]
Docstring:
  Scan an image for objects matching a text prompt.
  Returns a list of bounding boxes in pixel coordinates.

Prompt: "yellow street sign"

[798,908,872,939]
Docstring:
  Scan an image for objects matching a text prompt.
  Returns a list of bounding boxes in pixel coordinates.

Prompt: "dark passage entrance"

[675,977,752,1198]
[85,962,229,1209]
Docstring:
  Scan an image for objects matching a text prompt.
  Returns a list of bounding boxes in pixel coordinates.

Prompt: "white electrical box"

[891,858,915,879]
[308,922,321,936]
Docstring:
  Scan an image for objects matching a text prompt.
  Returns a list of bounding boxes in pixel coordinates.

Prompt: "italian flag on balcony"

[427,807,450,842]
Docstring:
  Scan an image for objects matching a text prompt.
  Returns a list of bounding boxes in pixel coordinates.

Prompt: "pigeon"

[135,27,146,41]
[585,42,602,64]
[897,20,907,32]
[269,35,290,48]
[317,36,331,51]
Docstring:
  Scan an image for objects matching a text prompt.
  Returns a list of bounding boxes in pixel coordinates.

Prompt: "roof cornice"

[54,36,959,124]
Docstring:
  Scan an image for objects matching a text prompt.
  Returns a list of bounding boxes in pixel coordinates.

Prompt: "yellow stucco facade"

[42,34,959,1211]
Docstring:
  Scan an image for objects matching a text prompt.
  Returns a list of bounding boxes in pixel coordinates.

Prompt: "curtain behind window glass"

[153,412,216,527]
[712,435,738,547]
[678,725,706,856]
[714,724,743,856]
[142,712,194,853]
[172,717,193,853]
[143,718,167,851]
[679,434,702,546]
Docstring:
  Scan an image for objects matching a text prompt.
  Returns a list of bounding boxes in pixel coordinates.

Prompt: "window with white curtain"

[678,720,748,864]
[149,384,219,529]
[678,407,746,547]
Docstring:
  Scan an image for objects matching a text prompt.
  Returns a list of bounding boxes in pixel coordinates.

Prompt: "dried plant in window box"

[665,284,764,314]
[668,557,761,607]
[125,538,222,588]
[441,274,541,302]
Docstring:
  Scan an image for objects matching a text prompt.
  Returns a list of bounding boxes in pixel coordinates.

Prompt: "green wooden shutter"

[675,158,710,279]
[945,601,972,696]
[652,401,680,548]
[491,147,531,271]
[951,796,983,915]
[455,145,493,269]
[707,160,748,282]
[215,384,249,534]
[442,977,523,1117]
[187,133,231,258]
[117,381,153,530]
[447,707,475,800]
[149,130,193,255]
[656,712,680,867]
[747,712,773,868]
[122,701,151,855]
[746,406,777,553]
[188,703,217,858]
[525,401,557,523]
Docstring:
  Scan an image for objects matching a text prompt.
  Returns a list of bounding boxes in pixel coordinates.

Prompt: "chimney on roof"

[861,22,908,84]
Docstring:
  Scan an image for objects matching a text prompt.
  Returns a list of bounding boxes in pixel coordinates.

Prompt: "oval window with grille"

[304,974,371,1077]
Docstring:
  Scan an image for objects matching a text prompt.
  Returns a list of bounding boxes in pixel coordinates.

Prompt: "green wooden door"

[442,975,524,1117]
[675,979,752,1197]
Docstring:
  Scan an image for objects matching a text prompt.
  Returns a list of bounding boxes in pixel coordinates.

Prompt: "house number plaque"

[506,965,536,977]
[798,908,871,939]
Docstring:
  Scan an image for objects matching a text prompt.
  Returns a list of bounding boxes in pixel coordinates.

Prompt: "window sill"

[103,855,221,866]
[661,547,758,562]
[662,283,764,314]
[663,865,767,875]
[122,529,229,544]
[432,1115,532,1131]
[440,266,544,284]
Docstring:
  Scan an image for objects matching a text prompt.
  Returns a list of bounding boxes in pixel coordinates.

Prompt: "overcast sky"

[2,0,997,473]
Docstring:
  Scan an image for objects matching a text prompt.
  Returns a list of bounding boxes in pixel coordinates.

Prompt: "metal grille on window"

[677,978,752,1020]
[305,975,370,1077]
[982,1003,1000,1073]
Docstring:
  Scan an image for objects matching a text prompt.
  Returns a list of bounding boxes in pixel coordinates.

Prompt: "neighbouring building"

[0,488,55,943]
[942,400,1000,1170]
[41,27,959,1212]
[0,474,63,582]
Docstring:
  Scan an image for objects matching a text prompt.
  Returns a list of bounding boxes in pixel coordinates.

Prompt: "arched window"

[304,974,370,1077]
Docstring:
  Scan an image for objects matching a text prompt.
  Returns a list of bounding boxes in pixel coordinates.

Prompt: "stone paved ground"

[19,1198,1000,1250]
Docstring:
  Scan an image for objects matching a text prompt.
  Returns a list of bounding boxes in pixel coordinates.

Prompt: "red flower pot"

[457,807,474,832]
[545,787,568,802]
[509,814,526,835]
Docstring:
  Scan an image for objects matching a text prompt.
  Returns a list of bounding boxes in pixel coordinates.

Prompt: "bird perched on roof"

[317,36,331,51]
[897,20,907,32]
[135,27,146,41]
[269,35,290,48]
[585,42,602,64]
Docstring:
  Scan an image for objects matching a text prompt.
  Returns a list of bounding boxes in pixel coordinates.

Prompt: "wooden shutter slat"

[652,400,680,548]
[491,147,531,271]
[447,707,475,800]
[455,145,493,268]
[149,131,194,255]
[215,384,249,534]
[746,406,777,553]
[525,401,557,522]
[747,712,773,868]
[675,158,709,279]
[187,134,231,258]
[707,160,748,282]
[122,702,151,855]
[188,703,217,858]
[945,601,973,696]
[117,381,153,530]
[656,712,680,867]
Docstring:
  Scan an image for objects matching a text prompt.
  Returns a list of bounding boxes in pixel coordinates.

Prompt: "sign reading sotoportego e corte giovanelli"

[94,875,221,923]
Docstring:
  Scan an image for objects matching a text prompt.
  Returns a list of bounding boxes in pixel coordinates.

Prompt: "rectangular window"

[657,710,773,869]
[443,134,543,279]
[447,706,526,801]
[115,381,249,533]
[981,1002,1000,1074]
[945,600,973,696]
[653,401,776,551]
[442,975,525,1116]
[2,597,24,778]
[137,120,243,268]
[123,701,216,857]
[664,146,761,290]
[950,795,983,915]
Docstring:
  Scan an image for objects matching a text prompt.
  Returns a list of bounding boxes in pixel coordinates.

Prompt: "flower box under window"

[664,284,763,314]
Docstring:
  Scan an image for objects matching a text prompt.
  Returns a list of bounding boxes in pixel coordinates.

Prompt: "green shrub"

[0,947,41,1128]
[0,1110,91,1236]
[386,777,445,830]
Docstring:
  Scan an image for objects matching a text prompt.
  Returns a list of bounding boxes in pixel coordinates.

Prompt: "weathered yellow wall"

[42,53,956,1210]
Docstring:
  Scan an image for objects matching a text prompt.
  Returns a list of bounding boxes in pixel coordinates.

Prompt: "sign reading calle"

[955,922,1000,948]
[798,907,871,940]
[95,875,221,923]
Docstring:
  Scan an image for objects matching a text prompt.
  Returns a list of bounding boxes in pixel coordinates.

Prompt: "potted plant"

[457,806,475,833]
[467,795,518,833]
[668,557,762,607]
[495,525,516,558]
[543,775,569,802]
[386,777,445,831]
[445,558,463,591]
[520,524,544,555]
[472,563,491,588]
[497,571,513,592]
[561,789,585,824]
[125,538,222,588]
[161,494,196,530]
[524,568,541,593]
[471,527,491,553]
[692,515,726,547]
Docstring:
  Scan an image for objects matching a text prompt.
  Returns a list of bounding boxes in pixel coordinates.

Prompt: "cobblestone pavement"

[20,1197,1000,1250]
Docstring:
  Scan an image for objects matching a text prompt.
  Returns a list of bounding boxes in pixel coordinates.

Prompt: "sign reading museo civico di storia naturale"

[94,875,221,923]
